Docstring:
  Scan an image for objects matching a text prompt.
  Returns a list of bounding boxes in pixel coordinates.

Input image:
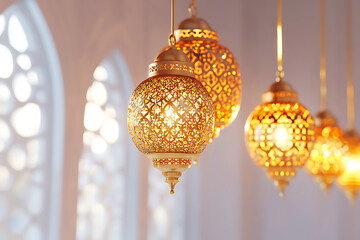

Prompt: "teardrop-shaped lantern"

[165,1,241,141]
[128,0,214,194]
[305,0,347,193]
[306,112,346,192]
[244,0,315,197]
[338,131,360,202]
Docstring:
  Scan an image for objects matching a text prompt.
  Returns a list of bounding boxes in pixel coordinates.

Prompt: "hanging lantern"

[306,112,346,192]
[338,0,360,203]
[165,0,241,141]
[244,0,315,197]
[128,0,214,194]
[305,0,346,193]
[338,131,360,202]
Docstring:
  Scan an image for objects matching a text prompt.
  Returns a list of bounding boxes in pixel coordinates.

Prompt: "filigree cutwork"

[170,33,241,137]
[338,132,360,201]
[149,63,194,74]
[128,75,214,155]
[306,125,346,185]
[245,102,315,171]
[153,158,192,167]
[175,29,219,42]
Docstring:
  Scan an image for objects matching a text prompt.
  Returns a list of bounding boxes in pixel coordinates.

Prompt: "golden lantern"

[305,0,346,193]
[244,0,315,197]
[338,131,360,202]
[338,0,360,203]
[168,0,241,141]
[306,112,346,192]
[127,0,214,194]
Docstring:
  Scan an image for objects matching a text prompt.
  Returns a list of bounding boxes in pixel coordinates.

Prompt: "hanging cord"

[189,0,197,18]
[320,0,327,111]
[276,0,284,82]
[169,0,176,46]
[346,0,354,131]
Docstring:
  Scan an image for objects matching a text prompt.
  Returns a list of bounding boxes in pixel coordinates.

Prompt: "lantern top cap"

[176,17,219,42]
[262,81,298,103]
[154,46,190,63]
[148,47,195,78]
[178,17,213,31]
[315,110,338,127]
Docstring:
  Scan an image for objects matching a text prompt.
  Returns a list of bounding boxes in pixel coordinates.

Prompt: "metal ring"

[168,34,176,46]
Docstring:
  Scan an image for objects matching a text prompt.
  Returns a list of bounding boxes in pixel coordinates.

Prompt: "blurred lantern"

[338,0,360,203]
[305,0,347,193]
[169,0,241,141]
[338,131,360,202]
[244,0,315,197]
[306,112,346,193]
[127,0,214,194]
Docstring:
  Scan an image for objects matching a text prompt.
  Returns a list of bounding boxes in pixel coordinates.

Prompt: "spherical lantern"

[245,81,315,196]
[169,17,241,139]
[305,111,346,193]
[128,47,215,194]
[338,130,360,202]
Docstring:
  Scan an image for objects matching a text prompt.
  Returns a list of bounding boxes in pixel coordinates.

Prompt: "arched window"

[76,50,138,240]
[0,1,64,240]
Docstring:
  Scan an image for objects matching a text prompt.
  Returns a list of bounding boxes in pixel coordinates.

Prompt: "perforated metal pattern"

[245,102,315,174]
[128,75,214,156]
[169,34,241,137]
[175,29,219,42]
[306,125,346,190]
[338,133,360,201]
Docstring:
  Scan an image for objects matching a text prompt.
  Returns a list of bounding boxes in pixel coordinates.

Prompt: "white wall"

[1,0,359,239]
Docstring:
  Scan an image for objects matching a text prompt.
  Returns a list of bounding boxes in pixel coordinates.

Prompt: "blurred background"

[0,0,359,239]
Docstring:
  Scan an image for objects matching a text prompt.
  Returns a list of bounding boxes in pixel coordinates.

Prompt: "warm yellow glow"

[128,75,214,193]
[245,102,315,195]
[338,132,360,202]
[173,29,241,138]
[306,123,346,192]
[346,159,360,172]
[272,124,291,151]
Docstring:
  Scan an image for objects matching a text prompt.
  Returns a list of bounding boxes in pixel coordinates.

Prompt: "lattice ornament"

[306,114,346,193]
[128,75,214,154]
[338,131,360,202]
[169,29,241,138]
[128,74,214,193]
[245,102,315,195]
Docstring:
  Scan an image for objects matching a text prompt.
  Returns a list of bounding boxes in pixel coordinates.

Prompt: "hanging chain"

[276,0,284,82]
[189,0,197,18]
[169,0,176,46]
[346,0,354,130]
[320,0,327,111]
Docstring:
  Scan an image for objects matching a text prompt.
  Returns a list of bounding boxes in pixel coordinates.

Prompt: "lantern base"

[193,155,199,166]
[266,167,297,197]
[152,158,192,194]
[315,176,335,195]
[342,186,359,204]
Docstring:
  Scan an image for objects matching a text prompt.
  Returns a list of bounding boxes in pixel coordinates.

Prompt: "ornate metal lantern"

[244,0,315,196]
[169,1,241,140]
[127,0,214,194]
